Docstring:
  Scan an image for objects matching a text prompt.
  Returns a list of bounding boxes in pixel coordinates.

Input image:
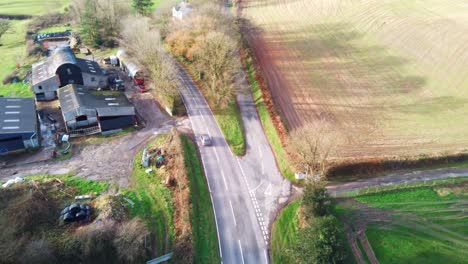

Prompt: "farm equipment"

[141,147,165,168]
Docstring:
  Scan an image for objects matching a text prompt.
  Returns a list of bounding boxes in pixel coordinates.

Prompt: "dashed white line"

[214,148,220,162]
[221,170,229,191]
[229,200,237,226]
[238,240,245,264]
[264,250,268,264]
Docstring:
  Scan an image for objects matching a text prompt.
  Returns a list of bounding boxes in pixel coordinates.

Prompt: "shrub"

[113,217,149,263]
[290,215,347,264]
[76,219,117,264]
[19,240,57,264]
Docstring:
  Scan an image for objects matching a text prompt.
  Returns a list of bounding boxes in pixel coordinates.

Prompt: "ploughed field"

[242,0,468,159]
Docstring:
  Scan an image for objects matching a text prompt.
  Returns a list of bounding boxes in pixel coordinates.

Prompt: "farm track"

[242,0,468,159]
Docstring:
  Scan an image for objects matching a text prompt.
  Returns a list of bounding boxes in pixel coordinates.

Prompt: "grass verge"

[213,101,245,156]
[244,55,295,181]
[271,200,300,264]
[122,136,174,255]
[181,135,220,263]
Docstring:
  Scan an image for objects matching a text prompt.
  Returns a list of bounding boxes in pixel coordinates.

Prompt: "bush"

[290,215,347,264]
[76,220,117,264]
[19,240,57,264]
[26,39,47,56]
[302,183,333,218]
[113,217,149,263]
[2,71,20,84]
[7,189,59,235]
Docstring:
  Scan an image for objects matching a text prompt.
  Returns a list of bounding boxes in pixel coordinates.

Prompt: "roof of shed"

[32,46,104,85]
[0,97,37,134]
[58,85,135,122]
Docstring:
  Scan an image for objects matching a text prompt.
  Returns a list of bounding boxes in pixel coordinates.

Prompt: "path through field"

[242,0,468,159]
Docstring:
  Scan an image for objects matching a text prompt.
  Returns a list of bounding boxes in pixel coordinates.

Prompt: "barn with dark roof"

[31,46,108,101]
[58,85,136,137]
[0,97,40,154]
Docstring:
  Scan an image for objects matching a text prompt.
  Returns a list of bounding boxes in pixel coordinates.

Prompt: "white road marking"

[238,240,245,264]
[261,160,264,175]
[250,180,264,192]
[229,200,237,226]
[221,170,229,191]
[258,145,263,157]
[264,183,272,196]
[214,148,220,162]
[264,250,269,264]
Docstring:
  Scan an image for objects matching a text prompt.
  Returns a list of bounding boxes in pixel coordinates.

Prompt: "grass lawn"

[123,136,174,255]
[367,225,467,264]
[0,19,33,97]
[181,135,220,263]
[244,56,295,181]
[27,174,109,194]
[213,101,245,156]
[0,0,70,15]
[271,200,300,264]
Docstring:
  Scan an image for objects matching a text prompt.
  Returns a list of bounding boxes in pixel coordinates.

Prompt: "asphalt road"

[175,63,290,264]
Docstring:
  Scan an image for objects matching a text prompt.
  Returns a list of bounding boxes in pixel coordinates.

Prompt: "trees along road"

[175,62,291,264]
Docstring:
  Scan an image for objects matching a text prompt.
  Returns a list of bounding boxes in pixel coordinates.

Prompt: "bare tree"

[120,17,178,97]
[289,121,343,180]
[165,4,240,108]
[192,31,239,107]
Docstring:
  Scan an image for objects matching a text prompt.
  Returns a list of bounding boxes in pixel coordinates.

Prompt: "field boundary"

[329,152,468,181]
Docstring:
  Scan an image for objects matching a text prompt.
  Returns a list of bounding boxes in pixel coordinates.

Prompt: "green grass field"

[0,19,33,97]
[0,0,70,15]
[338,178,468,263]
[181,135,220,264]
[367,225,466,264]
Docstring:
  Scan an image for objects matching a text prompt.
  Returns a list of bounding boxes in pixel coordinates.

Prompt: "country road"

[175,62,290,264]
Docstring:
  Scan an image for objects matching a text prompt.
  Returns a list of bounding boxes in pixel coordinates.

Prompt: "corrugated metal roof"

[58,85,135,121]
[0,97,37,134]
[32,46,104,85]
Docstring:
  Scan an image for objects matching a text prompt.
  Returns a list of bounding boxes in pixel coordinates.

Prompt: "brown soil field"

[241,0,468,159]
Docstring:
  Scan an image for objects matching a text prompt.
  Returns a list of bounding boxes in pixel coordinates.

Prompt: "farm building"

[0,97,40,154]
[31,46,108,101]
[58,85,136,137]
[172,1,192,20]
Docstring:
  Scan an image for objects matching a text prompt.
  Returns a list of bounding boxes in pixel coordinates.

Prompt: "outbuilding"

[31,46,108,101]
[172,1,192,20]
[0,97,40,154]
[58,85,136,137]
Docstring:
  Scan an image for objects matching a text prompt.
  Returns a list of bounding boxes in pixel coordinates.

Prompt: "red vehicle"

[116,49,148,93]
